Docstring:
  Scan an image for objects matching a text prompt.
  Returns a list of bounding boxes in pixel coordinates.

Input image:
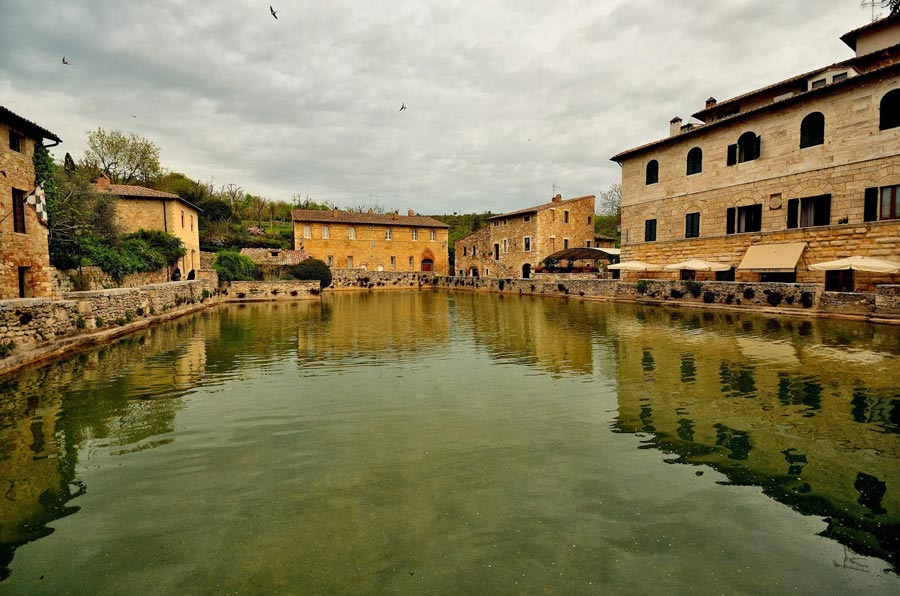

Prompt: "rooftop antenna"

[860,0,881,22]
[552,183,560,197]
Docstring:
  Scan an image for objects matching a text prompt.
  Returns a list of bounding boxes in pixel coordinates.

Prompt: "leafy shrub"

[703,291,716,304]
[75,316,86,329]
[636,280,649,295]
[95,316,104,327]
[684,280,702,298]
[290,258,332,289]
[0,341,16,359]
[214,251,257,281]
[670,288,684,299]
[800,292,814,308]
[766,291,783,307]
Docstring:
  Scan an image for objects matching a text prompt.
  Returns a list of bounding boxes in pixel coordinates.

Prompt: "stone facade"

[611,17,900,291]
[454,194,596,278]
[292,209,450,275]
[52,266,169,294]
[95,175,202,276]
[0,107,60,300]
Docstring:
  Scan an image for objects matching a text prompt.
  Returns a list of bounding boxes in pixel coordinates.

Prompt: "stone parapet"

[330,270,435,290]
[875,285,900,319]
[220,280,320,301]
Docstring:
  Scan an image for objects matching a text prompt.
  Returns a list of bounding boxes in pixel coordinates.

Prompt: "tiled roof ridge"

[0,105,62,143]
[290,209,450,228]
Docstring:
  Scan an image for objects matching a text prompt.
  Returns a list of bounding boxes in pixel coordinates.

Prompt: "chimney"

[408,209,416,217]
[95,173,111,190]
[705,97,717,109]
[669,116,682,137]
[332,208,339,218]
[551,194,562,203]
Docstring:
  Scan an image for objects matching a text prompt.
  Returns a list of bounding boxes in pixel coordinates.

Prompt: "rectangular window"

[493,221,499,227]
[502,239,508,253]
[8,131,22,152]
[327,255,334,267]
[473,246,477,257]
[303,225,311,238]
[585,240,591,247]
[523,215,531,223]
[190,214,194,231]
[347,256,354,269]
[17,266,30,298]
[685,212,700,238]
[430,230,436,241]
[726,144,737,166]
[386,228,393,240]
[12,189,26,234]
[322,226,330,239]
[463,247,467,256]
[825,269,854,292]
[349,226,356,239]
[564,211,570,223]
[563,238,569,249]
[587,215,592,225]
[832,72,848,83]
[408,256,414,269]
[727,204,762,234]
[411,229,418,241]
[181,210,185,228]
[810,78,826,90]
[715,268,736,282]
[644,219,657,242]
[880,185,900,220]
[787,195,831,228]
[390,256,396,270]
[523,236,531,252]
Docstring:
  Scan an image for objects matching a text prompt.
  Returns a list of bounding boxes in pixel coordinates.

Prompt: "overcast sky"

[0,0,875,214]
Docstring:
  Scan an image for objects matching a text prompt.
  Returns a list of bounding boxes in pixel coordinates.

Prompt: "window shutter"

[727,144,737,166]
[752,204,763,231]
[817,194,832,226]
[787,198,799,229]
[755,135,762,160]
[864,187,879,222]
[726,207,735,234]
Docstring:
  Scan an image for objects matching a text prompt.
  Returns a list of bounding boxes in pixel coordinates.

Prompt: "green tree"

[197,198,232,223]
[82,127,162,185]
[48,166,120,269]
[290,258,332,289]
[155,172,212,205]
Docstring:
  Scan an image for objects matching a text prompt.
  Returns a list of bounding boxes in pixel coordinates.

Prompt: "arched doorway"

[469,267,479,277]
[420,248,435,272]
[522,263,531,279]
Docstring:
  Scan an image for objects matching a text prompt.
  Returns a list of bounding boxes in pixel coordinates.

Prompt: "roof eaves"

[0,106,62,143]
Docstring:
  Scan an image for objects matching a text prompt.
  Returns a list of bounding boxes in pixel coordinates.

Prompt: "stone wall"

[819,291,877,315]
[220,280,320,301]
[52,266,169,294]
[330,269,436,290]
[875,285,900,319]
[200,251,217,269]
[0,298,80,351]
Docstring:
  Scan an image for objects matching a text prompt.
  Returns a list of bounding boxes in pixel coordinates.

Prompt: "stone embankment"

[330,270,435,290]
[220,280,321,301]
[432,276,900,322]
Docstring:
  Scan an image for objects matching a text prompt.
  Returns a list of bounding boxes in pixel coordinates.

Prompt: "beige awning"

[608,261,663,272]
[664,259,732,272]
[737,243,806,272]
[808,256,900,274]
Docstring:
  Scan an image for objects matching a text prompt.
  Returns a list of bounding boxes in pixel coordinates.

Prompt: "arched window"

[800,112,825,148]
[881,89,900,131]
[646,160,659,185]
[737,132,760,162]
[686,147,703,175]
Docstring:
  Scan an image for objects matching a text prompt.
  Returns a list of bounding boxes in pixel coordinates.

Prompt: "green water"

[0,292,898,595]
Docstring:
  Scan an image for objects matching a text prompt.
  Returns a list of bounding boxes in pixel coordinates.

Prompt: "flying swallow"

[270,5,278,19]
[399,102,406,112]
[62,56,70,65]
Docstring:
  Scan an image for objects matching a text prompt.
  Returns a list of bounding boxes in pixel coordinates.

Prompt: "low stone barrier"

[330,270,436,290]
[875,285,900,319]
[220,280,320,301]
[52,266,169,296]
[819,291,877,316]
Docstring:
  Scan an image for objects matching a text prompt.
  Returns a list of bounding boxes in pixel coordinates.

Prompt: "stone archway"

[522,263,532,279]
[420,248,435,272]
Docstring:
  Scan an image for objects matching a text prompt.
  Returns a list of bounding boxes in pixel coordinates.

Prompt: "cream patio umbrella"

[663,259,732,272]
[808,256,900,273]
[608,261,664,272]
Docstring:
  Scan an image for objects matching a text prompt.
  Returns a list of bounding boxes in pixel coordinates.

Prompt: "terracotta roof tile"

[487,195,595,220]
[96,183,201,210]
[291,209,449,228]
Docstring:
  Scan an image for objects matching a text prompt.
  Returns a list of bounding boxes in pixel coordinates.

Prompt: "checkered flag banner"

[25,183,48,226]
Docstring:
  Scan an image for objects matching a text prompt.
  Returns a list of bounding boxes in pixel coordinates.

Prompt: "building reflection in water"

[0,313,214,579]
[610,306,900,570]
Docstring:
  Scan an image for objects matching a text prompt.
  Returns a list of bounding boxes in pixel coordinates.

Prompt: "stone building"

[454,194,596,278]
[611,14,900,291]
[291,209,450,275]
[0,106,61,299]
[94,174,201,275]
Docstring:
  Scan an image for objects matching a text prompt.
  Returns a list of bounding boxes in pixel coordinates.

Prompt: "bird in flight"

[62,56,69,65]
[399,102,406,112]
[131,114,137,118]
[270,5,277,19]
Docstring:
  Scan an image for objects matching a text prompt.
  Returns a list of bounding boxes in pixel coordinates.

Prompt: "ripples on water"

[0,292,898,595]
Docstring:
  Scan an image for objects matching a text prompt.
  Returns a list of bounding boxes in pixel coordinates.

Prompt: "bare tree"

[246,194,269,227]
[218,184,246,223]
[597,183,622,218]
